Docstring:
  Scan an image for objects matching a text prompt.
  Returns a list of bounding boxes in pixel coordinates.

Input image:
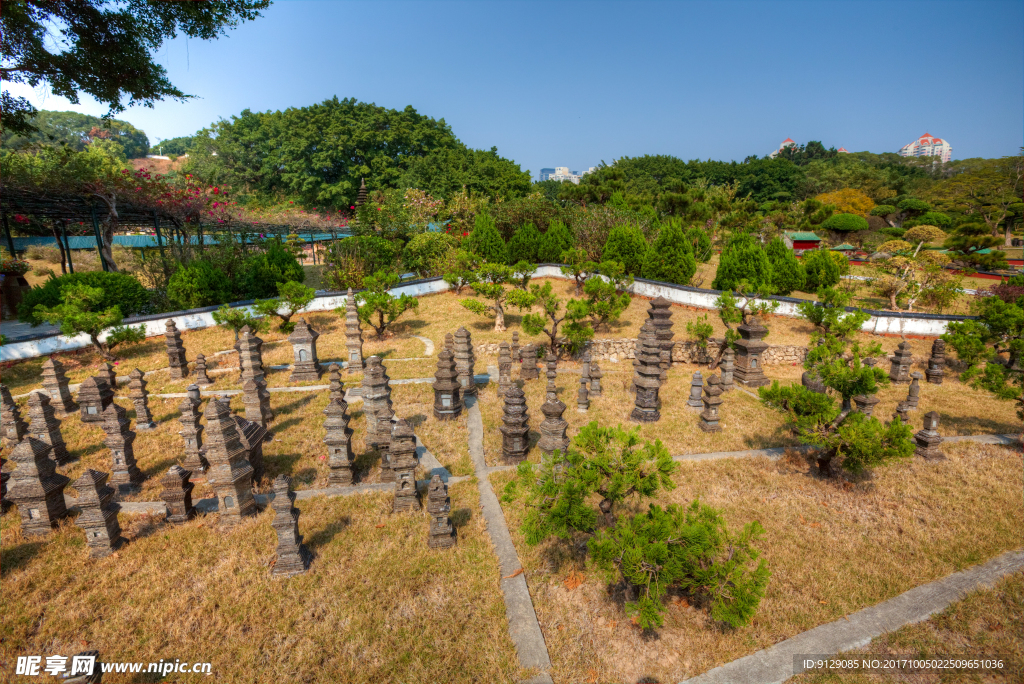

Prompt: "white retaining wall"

[0,266,963,362]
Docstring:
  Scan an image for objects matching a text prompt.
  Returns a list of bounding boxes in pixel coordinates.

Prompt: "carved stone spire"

[270,475,312,577]
[203,397,257,523]
[102,403,143,494]
[453,327,477,397]
[345,289,364,373]
[178,385,207,476]
[538,353,569,461]
[500,385,530,464]
[194,353,213,387]
[7,437,70,535]
[324,392,355,486]
[73,469,127,557]
[427,474,456,549]
[77,376,114,423]
[128,368,156,430]
[41,356,77,415]
[1,383,28,447]
[288,318,322,382]
[164,320,188,380]
[390,419,421,513]
[26,391,69,464]
[159,465,197,523]
[432,348,463,420]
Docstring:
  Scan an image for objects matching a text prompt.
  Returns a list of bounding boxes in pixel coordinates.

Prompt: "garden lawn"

[0,482,524,684]
[491,440,1023,684]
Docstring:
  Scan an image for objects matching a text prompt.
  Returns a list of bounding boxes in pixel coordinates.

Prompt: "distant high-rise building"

[539,165,595,185]
[539,168,556,181]
[899,133,952,162]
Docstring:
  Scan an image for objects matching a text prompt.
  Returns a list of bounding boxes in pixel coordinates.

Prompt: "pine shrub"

[765,236,805,295]
[602,224,648,275]
[167,260,233,310]
[537,220,574,262]
[711,232,772,292]
[466,212,508,264]
[641,220,696,285]
[803,249,841,290]
[19,270,151,324]
[506,222,542,263]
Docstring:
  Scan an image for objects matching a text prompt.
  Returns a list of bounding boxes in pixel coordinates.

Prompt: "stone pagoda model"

[203,398,257,523]
[289,318,322,382]
[242,378,274,428]
[41,356,77,415]
[511,331,521,363]
[631,324,663,423]
[444,332,454,353]
[648,297,675,381]
[194,353,213,387]
[127,368,156,430]
[1,457,8,512]
[362,357,395,479]
[1,383,28,447]
[327,364,345,403]
[577,374,590,412]
[520,344,540,380]
[453,327,477,397]
[538,353,570,461]
[498,342,513,398]
[889,341,914,384]
[632,321,658,392]
[720,347,735,392]
[27,391,69,464]
[432,348,463,420]
[699,375,724,433]
[73,469,127,558]
[500,385,530,464]
[589,362,603,398]
[270,475,312,577]
[164,320,188,380]
[159,465,197,524]
[178,385,207,476]
[733,316,770,388]
[324,393,355,486]
[914,411,944,460]
[905,373,923,410]
[238,326,266,384]
[97,362,117,390]
[390,419,421,513]
[78,376,114,423]
[687,371,704,411]
[581,351,592,388]
[232,411,267,483]
[345,288,364,373]
[102,404,143,494]
[427,474,456,550]
[926,339,946,385]
[7,437,70,535]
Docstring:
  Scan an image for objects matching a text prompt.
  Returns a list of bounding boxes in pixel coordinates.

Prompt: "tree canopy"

[1,110,150,158]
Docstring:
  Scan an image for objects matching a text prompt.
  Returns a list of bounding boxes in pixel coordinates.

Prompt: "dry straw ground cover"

[789,571,1024,683]
[0,483,524,684]
[490,440,1024,684]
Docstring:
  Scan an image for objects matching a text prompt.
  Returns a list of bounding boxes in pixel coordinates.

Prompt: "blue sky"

[9,0,1023,177]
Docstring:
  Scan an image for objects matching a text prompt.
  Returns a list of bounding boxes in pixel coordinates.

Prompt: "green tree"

[356,271,419,339]
[796,287,869,338]
[688,285,779,367]
[641,220,696,285]
[802,249,842,290]
[1,110,150,158]
[602,224,648,275]
[239,239,305,299]
[152,135,194,156]
[572,261,633,331]
[711,233,772,292]
[518,279,593,355]
[166,260,232,310]
[1,1,269,135]
[399,145,532,201]
[559,247,599,295]
[212,304,268,342]
[465,213,508,264]
[820,213,869,233]
[253,281,316,333]
[18,271,149,325]
[537,220,574,262]
[442,249,481,294]
[686,226,713,263]
[35,282,144,360]
[765,236,805,295]
[506,222,542,263]
[927,156,1024,245]
[402,232,459,277]
[943,222,1008,270]
[459,263,528,332]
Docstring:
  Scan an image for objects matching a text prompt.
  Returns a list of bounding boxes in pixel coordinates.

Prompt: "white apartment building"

[899,133,952,162]
[768,138,797,158]
[539,166,597,184]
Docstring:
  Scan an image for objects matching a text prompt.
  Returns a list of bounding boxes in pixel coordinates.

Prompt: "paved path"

[680,549,1024,684]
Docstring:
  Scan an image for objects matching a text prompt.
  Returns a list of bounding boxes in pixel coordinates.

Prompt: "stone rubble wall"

[475,339,809,366]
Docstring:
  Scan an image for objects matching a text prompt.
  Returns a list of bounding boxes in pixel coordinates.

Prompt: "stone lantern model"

[733,316,769,388]
[500,385,530,464]
[288,318,322,382]
[78,376,113,423]
[432,348,463,420]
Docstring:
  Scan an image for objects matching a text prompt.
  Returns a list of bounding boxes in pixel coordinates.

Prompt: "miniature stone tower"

[390,419,421,513]
[427,474,456,549]
[238,326,266,385]
[733,316,770,388]
[203,398,257,523]
[520,344,540,380]
[631,324,663,423]
[362,356,395,477]
[26,391,69,464]
[288,318,322,382]
[164,319,188,380]
[178,385,207,476]
[648,297,675,381]
[159,465,197,523]
[345,288,364,373]
[500,385,530,464]
[270,475,312,577]
[538,353,570,461]
[511,331,521,363]
[687,371,704,411]
[242,378,274,428]
[889,341,913,384]
[102,403,143,494]
[324,393,355,486]
[589,361,603,398]
[432,348,463,420]
[73,469,127,558]
[926,339,946,385]
[453,327,477,397]
[78,376,113,424]
[97,362,116,390]
[1,383,28,447]
[232,411,267,483]
[194,353,213,387]
[41,356,77,415]
[498,341,513,398]
[699,375,724,433]
[128,368,156,430]
[914,411,944,460]
[7,437,70,535]
[720,347,736,392]
[905,372,923,410]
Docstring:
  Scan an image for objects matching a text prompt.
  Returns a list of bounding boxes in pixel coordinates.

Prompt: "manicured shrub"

[905,211,953,230]
[829,250,850,276]
[537,220,573,262]
[641,220,696,285]
[711,232,772,292]
[870,205,897,216]
[602,224,648,275]
[802,249,841,290]
[465,212,508,264]
[506,222,542,264]
[897,198,931,214]
[19,270,150,324]
[821,213,869,233]
[686,226,713,262]
[402,232,458,277]
[167,260,233,310]
[239,238,305,299]
[765,236,805,295]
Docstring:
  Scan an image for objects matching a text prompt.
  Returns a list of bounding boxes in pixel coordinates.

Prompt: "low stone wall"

[474,339,809,366]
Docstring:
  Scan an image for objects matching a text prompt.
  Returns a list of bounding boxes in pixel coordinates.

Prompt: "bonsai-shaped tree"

[212,304,268,341]
[687,281,779,368]
[36,282,145,360]
[442,249,481,294]
[944,287,1024,405]
[570,260,633,331]
[560,247,598,295]
[796,286,864,338]
[254,281,316,333]
[520,280,593,355]
[356,271,419,339]
[460,262,533,333]
[943,222,1009,271]
[505,423,768,630]
[510,260,535,291]
[872,229,960,312]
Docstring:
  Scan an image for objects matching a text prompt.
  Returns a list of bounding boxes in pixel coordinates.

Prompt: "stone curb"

[679,549,1024,684]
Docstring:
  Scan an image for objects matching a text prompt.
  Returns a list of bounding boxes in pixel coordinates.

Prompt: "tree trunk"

[1005,224,1015,247]
[493,299,506,332]
[91,334,116,361]
[817,454,836,478]
[598,498,615,526]
[51,222,67,275]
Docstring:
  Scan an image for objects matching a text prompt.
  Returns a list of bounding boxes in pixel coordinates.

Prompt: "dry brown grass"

[0,482,523,684]
[491,440,1024,684]
[789,570,1024,683]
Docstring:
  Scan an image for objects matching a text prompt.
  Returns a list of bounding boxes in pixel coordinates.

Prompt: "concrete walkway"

[680,549,1024,684]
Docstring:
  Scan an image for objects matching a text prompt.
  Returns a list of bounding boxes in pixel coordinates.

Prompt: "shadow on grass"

[354,449,381,478]
[274,393,318,417]
[938,412,1018,436]
[0,539,46,578]
[66,442,104,462]
[450,507,472,529]
[305,515,351,549]
[392,318,428,333]
[405,413,427,430]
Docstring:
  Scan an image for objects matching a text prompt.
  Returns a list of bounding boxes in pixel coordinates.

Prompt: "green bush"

[402,232,458,277]
[905,211,953,230]
[18,271,150,325]
[641,220,696,285]
[897,198,931,214]
[602,224,648,275]
[686,226,713,262]
[537,220,573,262]
[802,249,841,290]
[506,222,542,264]
[821,213,869,233]
[765,236,805,295]
[465,212,508,264]
[167,260,233,310]
[238,239,305,299]
[711,232,772,292]
[870,205,897,216]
